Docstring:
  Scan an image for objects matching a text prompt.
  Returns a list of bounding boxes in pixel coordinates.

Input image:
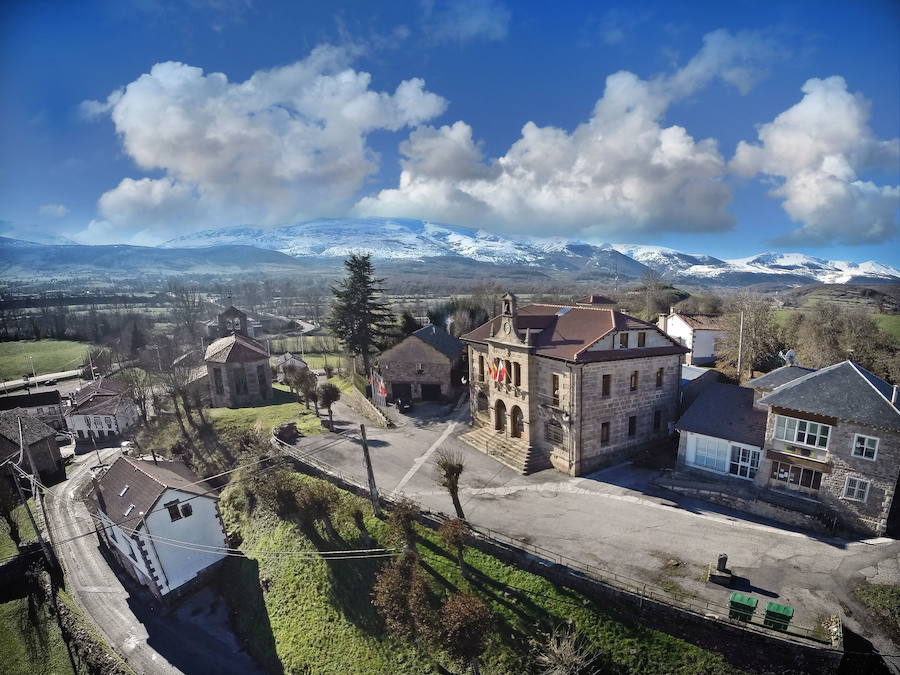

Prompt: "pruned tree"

[532,623,599,675]
[372,552,436,647]
[168,281,205,341]
[439,517,469,577]
[440,592,493,674]
[387,499,419,555]
[117,367,153,424]
[435,449,466,520]
[295,481,343,542]
[327,254,393,379]
[316,382,341,430]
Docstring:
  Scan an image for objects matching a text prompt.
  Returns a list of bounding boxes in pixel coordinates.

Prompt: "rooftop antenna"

[779,349,797,367]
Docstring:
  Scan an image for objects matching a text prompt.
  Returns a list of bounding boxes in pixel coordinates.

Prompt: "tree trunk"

[180,392,199,429]
[2,514,20,546]
[470,657,480,675]
[456,543,467,578]
[449,487,465,520]
[171,396,190,438]
[195,404,208,428]
[328,408,334,431]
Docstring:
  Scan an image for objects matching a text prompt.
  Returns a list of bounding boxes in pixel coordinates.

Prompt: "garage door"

[421,384,442,401]
[391,383,412,401]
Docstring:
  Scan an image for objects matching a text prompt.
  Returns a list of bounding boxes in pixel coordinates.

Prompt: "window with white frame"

[774,415,830,449]
[843,476,870,502]
[729,446,760,479]
[852,434,879,460]
[693,435,729,473]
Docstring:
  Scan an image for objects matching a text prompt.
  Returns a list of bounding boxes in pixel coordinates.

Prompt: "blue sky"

[1,0,897,265]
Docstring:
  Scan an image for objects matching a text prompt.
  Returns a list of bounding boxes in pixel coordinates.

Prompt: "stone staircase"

[459,425,552,475]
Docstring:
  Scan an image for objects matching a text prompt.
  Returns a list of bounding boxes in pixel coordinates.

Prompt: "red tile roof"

[463,304,688,363]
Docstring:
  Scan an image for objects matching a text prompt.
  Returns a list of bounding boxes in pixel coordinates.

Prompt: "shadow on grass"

[323,548,387,634]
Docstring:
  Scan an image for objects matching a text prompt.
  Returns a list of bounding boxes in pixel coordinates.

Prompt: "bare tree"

[387,499,419,556]
[168,281,205,341]
[532,623,599,675]
[372,553,436,647]
[439,517,469,577]
[717,293,780,380]
[440,593,493,675]
[117,367,153,424]
[435,449,466,520]
[316,382,341,430]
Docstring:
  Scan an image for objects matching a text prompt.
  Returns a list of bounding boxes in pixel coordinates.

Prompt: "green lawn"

[0,501,38,561]
[139,384,325,476]
[218,472,742,675]
[0,595,80,675]
[0,340,90,381]
[854,582,900,643]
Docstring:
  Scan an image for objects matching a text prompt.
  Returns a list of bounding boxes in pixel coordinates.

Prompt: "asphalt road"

[47,449,261,675]
[297,394,900,668]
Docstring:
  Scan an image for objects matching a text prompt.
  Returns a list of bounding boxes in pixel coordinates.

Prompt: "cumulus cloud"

[357,30,778,237]
[732,76,899,244]
[421,0,510,44]
[82,45,446,240]
[38,203,69,218]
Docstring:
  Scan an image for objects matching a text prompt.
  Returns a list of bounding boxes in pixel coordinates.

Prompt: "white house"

[272,352,309,381]
[657,312,726,366]
[92,455,227,598]
[66,379,139,441]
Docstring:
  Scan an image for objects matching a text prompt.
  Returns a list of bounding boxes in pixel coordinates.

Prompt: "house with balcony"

[672,362,900,536]
[460,293,688,475]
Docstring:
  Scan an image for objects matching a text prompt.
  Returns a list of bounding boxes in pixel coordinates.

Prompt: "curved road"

[48,449,261,675]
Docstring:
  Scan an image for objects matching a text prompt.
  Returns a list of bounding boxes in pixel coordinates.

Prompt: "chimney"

[892,385,899,406]
[669,306,675,315]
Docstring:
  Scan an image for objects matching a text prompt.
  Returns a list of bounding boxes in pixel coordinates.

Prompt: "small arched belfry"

[204,307,272,408]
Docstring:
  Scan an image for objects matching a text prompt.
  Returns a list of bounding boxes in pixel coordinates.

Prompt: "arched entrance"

[476,391,489,412]
[510,406,524,439]
[494,399,507,433]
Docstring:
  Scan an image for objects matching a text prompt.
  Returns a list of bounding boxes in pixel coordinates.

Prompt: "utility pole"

[27,355,37,380]
[359,425,381,518]
[736,310,745,382]
[14,419,53,565]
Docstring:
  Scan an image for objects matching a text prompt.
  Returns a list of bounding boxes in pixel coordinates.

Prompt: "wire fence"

[272,435,839,647]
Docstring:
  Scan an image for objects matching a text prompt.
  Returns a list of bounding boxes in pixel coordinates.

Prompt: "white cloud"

[38,203,69,218]
[421,0,510,44]
[357,30,778,238]
[82,45,446,240]
[732,76,899,244]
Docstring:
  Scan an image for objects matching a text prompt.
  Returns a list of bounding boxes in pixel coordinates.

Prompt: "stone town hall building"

[460,294,688,475]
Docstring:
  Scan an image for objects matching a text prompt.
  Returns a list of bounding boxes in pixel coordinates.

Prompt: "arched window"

[478,355,485,382]
[505,359,512,384]
[511,406,524,438]
[494,399,507,432]
[545,420,564,446]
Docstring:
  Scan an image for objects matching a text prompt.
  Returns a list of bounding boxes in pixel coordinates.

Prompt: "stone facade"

[464,294,686,476]
[207,360,271,408]
[378,332,460,401]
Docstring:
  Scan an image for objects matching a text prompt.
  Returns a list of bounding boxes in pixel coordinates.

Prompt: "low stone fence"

[340,384,392,428]
[275,437,845,675]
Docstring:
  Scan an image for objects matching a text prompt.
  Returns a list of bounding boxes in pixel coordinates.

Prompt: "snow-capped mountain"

[161,217,900,286]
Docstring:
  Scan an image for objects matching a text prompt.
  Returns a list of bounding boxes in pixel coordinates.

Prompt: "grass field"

[854,582,900,643]
[0,340,90,381]
[0,501,38,561]
[774,310,900,340]
[218,472,742,675]
[0,595,80,675]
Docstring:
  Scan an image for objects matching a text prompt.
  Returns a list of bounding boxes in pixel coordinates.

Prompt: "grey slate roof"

[413,324,464,360]
[676,383,768,448]
[758,361,900,432]
[94,455,216,526]
[0,390,62,410]
[0,409,56,446]
[745,365,816,391]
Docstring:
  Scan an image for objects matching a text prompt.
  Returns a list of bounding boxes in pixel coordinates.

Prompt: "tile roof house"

[0,409,63,480]
[273,352,309,381]
[92,455,227,598]
[461,292,688,475]
[0,390,66,430]
[672,361,900,536]
[377,324,464,403]
[204,307,272,408]
[66,378,139,443]
[657,311,727,366]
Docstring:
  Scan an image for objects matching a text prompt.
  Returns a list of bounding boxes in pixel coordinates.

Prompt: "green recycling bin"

[764,602,794,631]
[728,592,758,621]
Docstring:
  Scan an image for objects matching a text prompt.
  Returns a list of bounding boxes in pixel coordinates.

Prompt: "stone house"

[204,306,272,408]
[0,410,64,481]
[377,324,464,402]
[92,455,227,598]
[273,352,309,382]
[674,362,900,536]
[657,312,726,365]
[205,305,260,339]
[66,379,140,442]
[460,293,688,475]
[0,390,66,430]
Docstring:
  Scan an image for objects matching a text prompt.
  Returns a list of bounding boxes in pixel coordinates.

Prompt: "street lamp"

[26,355,36,380]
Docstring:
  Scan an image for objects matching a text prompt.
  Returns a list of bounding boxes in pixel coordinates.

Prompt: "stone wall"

[208,359,271,408]
[380,338,453,400]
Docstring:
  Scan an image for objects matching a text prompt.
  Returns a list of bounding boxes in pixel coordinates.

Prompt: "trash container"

[764,602,794,631]
[728,592,758,621]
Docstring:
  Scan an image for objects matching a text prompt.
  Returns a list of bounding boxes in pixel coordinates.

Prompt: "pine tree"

[327,254,392,381]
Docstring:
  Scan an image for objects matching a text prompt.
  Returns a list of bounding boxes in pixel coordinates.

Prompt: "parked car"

[55,432,72,444]
[395,398,413,413]
[43,379,57,386]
